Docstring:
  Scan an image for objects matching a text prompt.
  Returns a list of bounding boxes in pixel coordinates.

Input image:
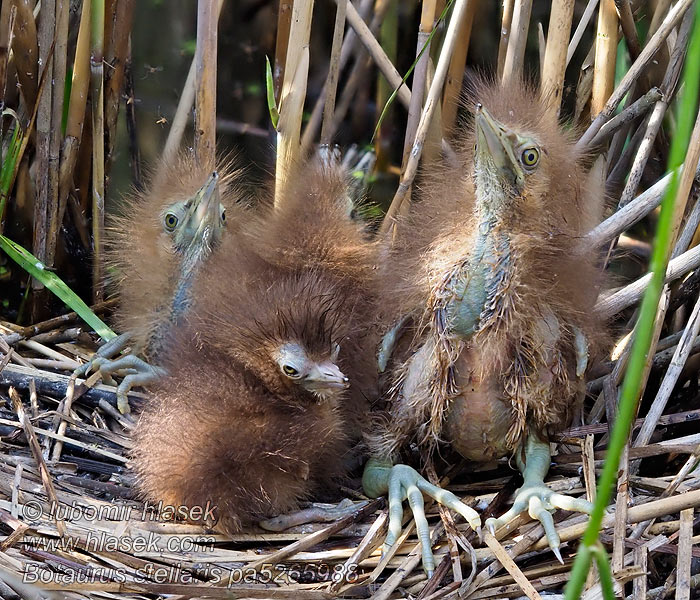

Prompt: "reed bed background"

[0,1,699,598]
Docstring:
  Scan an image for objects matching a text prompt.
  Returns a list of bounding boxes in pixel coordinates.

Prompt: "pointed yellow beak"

[474,104,524,187]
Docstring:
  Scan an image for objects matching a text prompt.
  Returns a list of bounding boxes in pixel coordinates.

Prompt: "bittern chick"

[74,153,245,413]
[363,79,605,574]
[132,158,378,530]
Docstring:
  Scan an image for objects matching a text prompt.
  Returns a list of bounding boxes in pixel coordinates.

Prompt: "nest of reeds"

[1,1,700,599]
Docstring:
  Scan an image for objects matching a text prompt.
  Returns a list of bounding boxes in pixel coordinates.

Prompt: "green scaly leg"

[484,434,593,563]
[363,458,481,577]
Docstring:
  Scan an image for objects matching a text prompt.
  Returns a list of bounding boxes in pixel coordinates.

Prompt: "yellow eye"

[164,213,179,231]
[521,148,539,167]
[283,365,299,377]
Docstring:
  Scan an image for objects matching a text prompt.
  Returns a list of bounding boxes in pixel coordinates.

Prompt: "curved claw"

[484,482,592,562]
[363,460,481,577]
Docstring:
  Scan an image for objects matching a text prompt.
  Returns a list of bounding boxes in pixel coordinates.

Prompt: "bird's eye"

[164,213,179,231]
[220,207,227,223]
[282,365,300,377]
[521,148,540,167]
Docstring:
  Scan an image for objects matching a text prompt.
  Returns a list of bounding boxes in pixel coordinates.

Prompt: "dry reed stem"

[591,0,617,117]
[676,509,693,600]
[10,0,38,109]
[540,0,574,116]
[104,0,135,172]
[577,0,694,149]
[402,0,438,169]
[618,9,694,209]
[274,0,293,101]
[275,0,314,208]
[194,0,218,169]
[381,0,470,235]
[596,244,700,318]
[614,0,641,60]
[442,0,477,134]
[33,0,55,273]
[162,0,224,167]
[58,0,91,230]
[341,0,411,109]
[501,0,532,87]
[90,0,105,303]
[566,0,598,67]
[300,0,374,153]
[320,0,347,146]
[497,0,514,80]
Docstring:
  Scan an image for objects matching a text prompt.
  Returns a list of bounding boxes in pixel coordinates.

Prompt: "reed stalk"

[275,0,314,208]
[274,1,293,102]
[320,0,347,146]
[496,0,514,80]
[540,0,574,117]
[9,0,37,109]
[591,0,617,118]
[194,0,218,169]
[501,0,532,87]
[90,0,105,303]
[381,0,469,235]
[442,0,477,134]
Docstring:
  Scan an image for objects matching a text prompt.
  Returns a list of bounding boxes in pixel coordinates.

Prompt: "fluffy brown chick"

[75,152,248,412]
[364,78,607,572]
[132,157,378,531]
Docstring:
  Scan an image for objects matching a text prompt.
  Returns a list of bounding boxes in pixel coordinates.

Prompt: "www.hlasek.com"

[21,500,217,524]
[23,562,360,586]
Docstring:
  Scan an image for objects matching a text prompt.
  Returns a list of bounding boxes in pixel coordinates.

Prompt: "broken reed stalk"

[194,0,218,169]
[540,0,574,117]
[442,0,477,134]
[320,0,347,146]
[58,0,91,232]
[591,0,617,118]
[90,0,105,303]
[501,0,532,86]
[274,0,314,208]
[381,0,469,235]
[564,4,700,596]
[162,0,224,167]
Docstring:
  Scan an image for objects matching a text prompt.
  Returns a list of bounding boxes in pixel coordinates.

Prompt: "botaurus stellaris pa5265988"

[131,157,379,531]
[363,80,606,575]
[74,154,246,413]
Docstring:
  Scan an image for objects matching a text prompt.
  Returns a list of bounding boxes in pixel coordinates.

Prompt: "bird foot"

[484,481,593,563]
[259,498,367,532]
[75,343,165,414]
[362,459,481,577]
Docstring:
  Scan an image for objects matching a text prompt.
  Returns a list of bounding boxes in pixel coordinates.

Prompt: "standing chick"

[364,79,606,574]
[75,153,245,412]
[132,158,378,530]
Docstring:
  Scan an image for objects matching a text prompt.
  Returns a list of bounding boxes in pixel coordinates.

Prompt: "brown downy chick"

[75,152,247,412]
[364,79,607,573]
[247,158,380,441]
[132,158,378,531]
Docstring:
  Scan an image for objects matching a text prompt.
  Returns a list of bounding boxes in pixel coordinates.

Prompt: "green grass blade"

[0,235,116,341]
[265,55,280,130]
[565,2,700,597]
[0,109,23,219]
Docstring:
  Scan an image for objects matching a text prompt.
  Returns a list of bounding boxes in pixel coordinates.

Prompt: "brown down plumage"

[131,157,379,532]
[372,78,608,465]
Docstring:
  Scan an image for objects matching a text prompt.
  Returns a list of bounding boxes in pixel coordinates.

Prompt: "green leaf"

[0,109,23,219]
[265,56,280,130]
[0,235,117,341]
